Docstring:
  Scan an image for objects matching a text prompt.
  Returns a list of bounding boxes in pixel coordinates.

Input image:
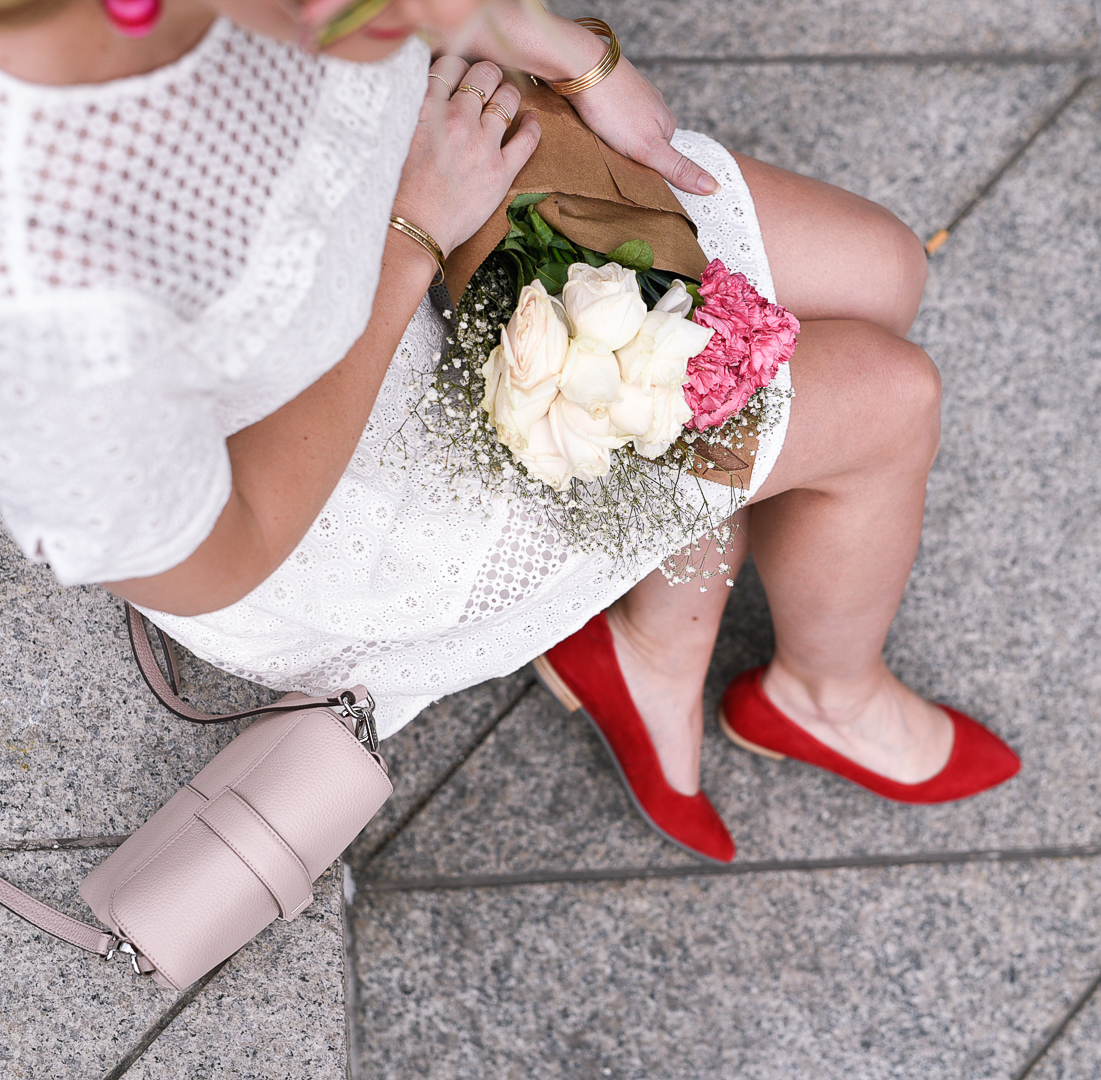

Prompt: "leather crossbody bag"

[0,604,392,990]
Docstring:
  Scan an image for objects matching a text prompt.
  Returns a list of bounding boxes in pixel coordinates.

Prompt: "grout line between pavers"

[340,860,363,1080]
[357,842,1101,893]
[0,834,127,852]
[1011,966,1101,1080]
[350,677,537,868]
[634,50,1096,67]
[925,72,1097,253]
[99,960,229,1080]
[344,677,537,1080]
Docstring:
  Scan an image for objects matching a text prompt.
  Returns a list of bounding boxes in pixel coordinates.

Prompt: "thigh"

[733,154,928,338]
[747,319,941,504]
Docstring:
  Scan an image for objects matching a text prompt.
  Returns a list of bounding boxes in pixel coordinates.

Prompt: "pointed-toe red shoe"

[533,613,735,864]
[718,667,1020,803]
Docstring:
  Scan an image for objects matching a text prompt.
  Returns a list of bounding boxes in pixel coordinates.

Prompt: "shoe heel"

[532,654,582,712]
[717,704,787,761]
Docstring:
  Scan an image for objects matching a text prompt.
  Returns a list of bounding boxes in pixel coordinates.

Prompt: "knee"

[861,208,928,337]
[878,334,941,465]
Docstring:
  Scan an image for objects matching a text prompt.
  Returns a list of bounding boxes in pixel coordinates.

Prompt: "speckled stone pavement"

[3,2,1100,1077]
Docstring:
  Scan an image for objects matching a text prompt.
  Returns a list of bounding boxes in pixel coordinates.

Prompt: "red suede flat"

[719,667,1020,803]
[534,613,735,864]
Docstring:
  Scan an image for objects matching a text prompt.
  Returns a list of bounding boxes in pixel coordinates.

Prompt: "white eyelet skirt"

[144,132,792,740]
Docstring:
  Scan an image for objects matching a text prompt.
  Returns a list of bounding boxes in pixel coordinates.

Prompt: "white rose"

[616,309,714,389]
[654,279,694,318]
[558,336,622,419]
[607,381,656,440]
[503,281,570,390]
[561,262,648,350]
[516,397,623,491]
[632,383,694,460]
[480,345,558,450]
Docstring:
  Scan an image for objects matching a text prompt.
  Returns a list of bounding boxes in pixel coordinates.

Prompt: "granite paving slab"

[125,866,347,1080]
[349,857,1101,1080]
[0,849,174,1080]
[548,0,1100,58]
[357,79,1101,881]
[345,671,533,870]
[360,684,690,881]
[640,60,1083,241]
[1028,978,1101,1080]
[0,531,275,841]
[0,850,348,1080]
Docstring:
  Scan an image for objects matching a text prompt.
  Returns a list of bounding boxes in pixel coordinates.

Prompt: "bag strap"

[0,876,119,958]
[124,603,375,732]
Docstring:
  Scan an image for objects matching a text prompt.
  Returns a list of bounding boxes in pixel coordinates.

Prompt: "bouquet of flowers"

[402,193,799,583]
[397,80,799,582]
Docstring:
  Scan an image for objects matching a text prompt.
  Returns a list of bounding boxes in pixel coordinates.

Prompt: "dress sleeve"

[0,366,232,586]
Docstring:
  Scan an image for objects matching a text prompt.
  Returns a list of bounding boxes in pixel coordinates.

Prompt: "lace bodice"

[0,21,428,583]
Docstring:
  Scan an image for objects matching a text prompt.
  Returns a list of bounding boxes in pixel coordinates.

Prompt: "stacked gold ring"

[456,83,488,103]
[483,101,515,125]
[427,72,454,94]
[551,18,621,96]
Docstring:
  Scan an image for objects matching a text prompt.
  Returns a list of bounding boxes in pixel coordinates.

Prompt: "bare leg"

[746,321,951,782]
[605,156,946,794]
[607,517,748,795]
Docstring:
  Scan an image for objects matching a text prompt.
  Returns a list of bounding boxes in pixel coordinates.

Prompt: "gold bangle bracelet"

[551,18,621,96]
[389,215,446,286]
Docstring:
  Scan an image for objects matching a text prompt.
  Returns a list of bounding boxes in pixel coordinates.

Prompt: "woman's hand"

[567,56,720,197]
[429,4,718,198]
[390,56,541,258]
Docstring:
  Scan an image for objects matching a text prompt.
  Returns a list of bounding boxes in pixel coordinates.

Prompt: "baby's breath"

[389,263,791,584]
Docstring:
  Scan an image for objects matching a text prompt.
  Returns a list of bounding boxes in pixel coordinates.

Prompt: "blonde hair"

[0,0,78,26]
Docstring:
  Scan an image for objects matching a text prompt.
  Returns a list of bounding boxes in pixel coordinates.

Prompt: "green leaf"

[535,261,569,293]
[547,236,576,252]
[528,208,555,246]
[605,239,655,272]
[518,252,539,288]
[685,283,704,310]
[504,225,525,241]
[509,192,550,210]
[509,218,537,242]
[581,248,607,267]
[638,278,662,307]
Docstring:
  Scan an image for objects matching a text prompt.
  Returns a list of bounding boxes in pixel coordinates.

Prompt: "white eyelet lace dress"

[0,21,791,739]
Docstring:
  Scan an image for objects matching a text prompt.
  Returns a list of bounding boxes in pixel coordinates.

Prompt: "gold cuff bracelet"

[551,18,621,96]
[389,215,446,286]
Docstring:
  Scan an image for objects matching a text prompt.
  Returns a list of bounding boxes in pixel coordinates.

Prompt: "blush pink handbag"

[0,605,392,990]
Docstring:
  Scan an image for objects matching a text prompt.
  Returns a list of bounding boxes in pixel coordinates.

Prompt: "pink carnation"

[684,260,800,431]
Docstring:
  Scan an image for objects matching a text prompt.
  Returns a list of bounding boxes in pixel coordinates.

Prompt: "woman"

[0,0,1018,865]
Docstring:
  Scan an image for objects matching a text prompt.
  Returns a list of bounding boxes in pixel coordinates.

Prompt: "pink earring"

[101,0,162,37]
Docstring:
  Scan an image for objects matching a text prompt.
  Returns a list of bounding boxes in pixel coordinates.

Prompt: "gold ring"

[456,83,488,103]
[427,72,454,94]
[482,101,515,125]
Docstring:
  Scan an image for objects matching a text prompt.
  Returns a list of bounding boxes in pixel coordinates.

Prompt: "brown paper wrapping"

[676,431,760,492]
[445,78,709,300]
[445,79,752,491]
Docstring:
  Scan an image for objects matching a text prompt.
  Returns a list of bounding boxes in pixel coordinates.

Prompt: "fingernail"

[698,175,721,195]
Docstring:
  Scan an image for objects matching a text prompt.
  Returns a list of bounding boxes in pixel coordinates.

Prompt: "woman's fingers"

[425,56,466,100]
[628,135,720,197]
[480,82,521,131]
[395,58,538,254]
[499,112,542,174]
[451,60,503,110]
